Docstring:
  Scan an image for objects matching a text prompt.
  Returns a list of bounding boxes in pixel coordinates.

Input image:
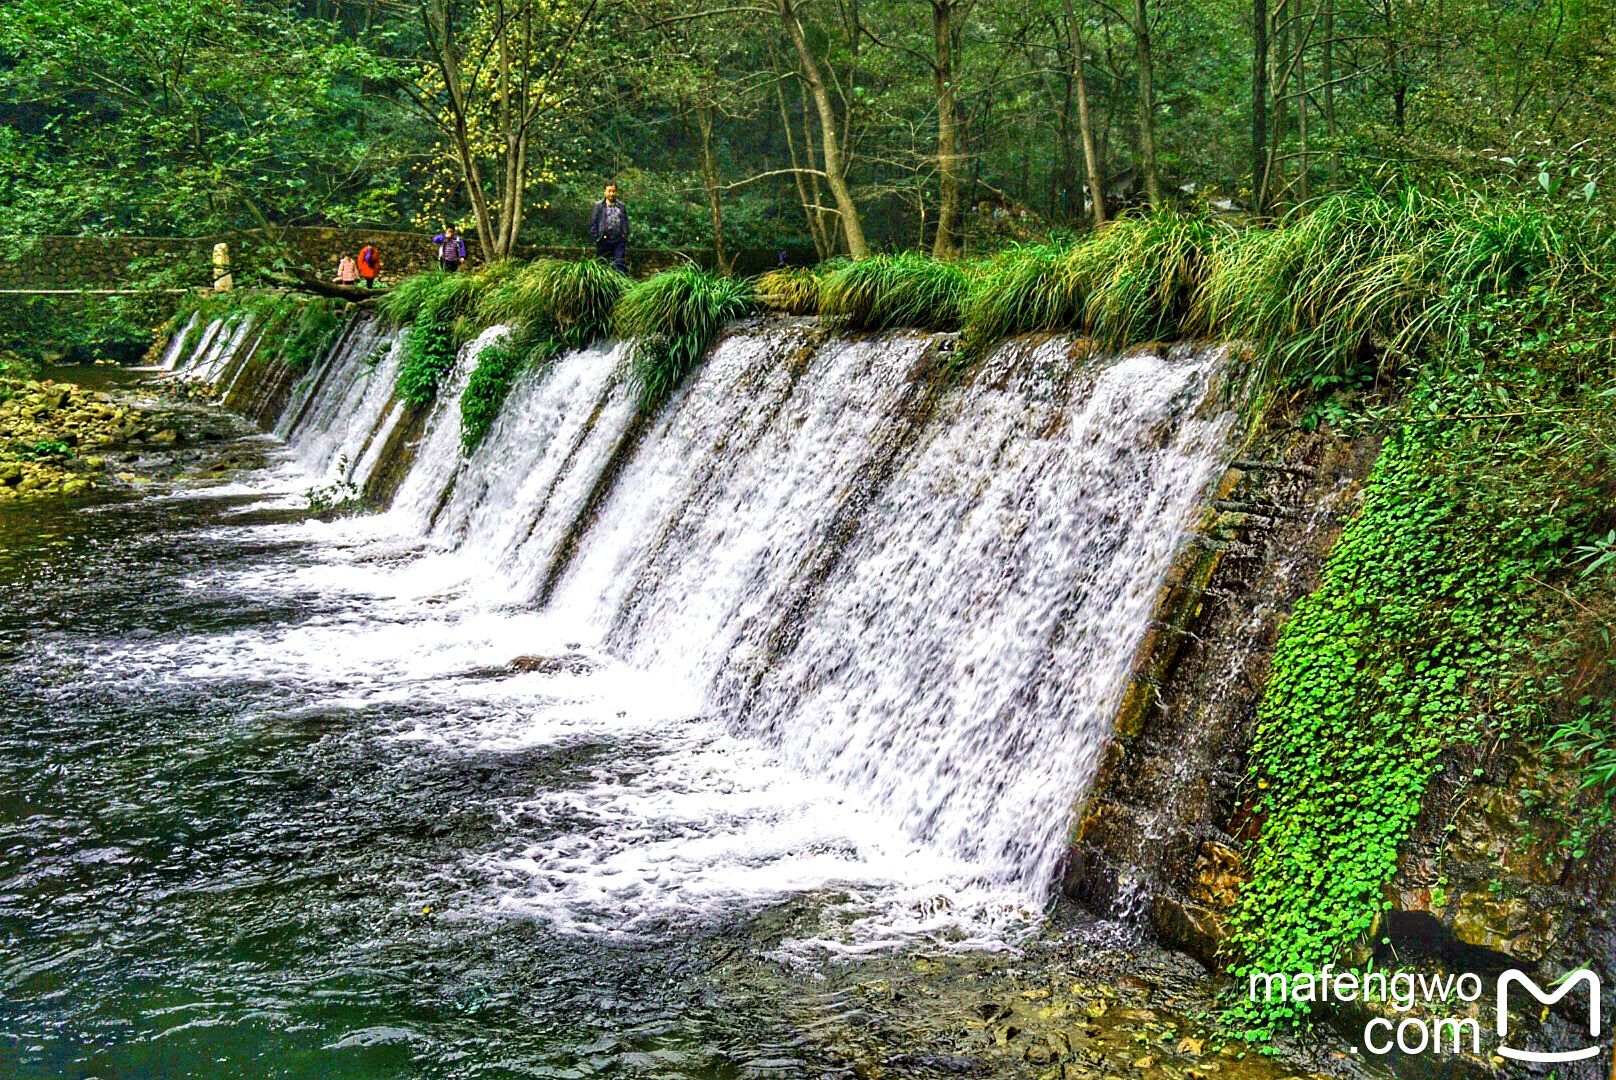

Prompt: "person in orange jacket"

[357,244,380,288]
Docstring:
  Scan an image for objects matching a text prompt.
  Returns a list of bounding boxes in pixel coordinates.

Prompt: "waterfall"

[426,340,638,602]
[742,342,1230,899]
[545,324,931,666]
[156,313,199,371]
[272,318,400,485]
[176,313,1235,944]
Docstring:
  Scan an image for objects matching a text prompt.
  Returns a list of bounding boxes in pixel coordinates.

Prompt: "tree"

[407,0,603,258]
[776,0,870,257]
[0,0,373,235]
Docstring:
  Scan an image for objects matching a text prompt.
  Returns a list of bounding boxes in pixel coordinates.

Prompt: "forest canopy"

[1,0,1613,257]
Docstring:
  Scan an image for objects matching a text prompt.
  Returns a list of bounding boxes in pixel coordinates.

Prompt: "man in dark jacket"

[588,183,629,273]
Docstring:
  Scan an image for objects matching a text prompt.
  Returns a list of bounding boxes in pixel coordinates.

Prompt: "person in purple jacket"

[587,182,630,273]
[431,226,466,272]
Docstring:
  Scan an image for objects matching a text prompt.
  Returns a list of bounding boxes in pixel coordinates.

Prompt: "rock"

[1188,841,1244,908]
[1151,894,1227,961]
[148,428,179,445]
[508,653,598,676]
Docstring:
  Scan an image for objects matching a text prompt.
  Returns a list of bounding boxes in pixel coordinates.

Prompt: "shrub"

[817,253,971,332]
[614,266,754,411]
[754,267,824,315]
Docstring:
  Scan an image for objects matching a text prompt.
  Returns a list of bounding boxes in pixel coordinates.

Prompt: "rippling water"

[0,472,859,1078]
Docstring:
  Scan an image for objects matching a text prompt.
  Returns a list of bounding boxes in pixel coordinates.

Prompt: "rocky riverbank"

[0,374,242,500]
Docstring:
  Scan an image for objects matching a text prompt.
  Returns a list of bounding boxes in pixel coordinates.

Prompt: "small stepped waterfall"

[171,311,1234,944]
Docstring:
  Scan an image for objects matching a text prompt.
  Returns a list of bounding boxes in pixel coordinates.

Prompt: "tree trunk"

[1268,0,1286,211]
[779,0,869,257]
[802,90,835,255]
[1296,7,1309,203]
[1132,0,1162,206]
[1323,0,1337,186]
[694,106,730,273]
[931,0,961,258]
[774,75,829,260]
[1251,0,1269,214]
[1063,0,1108,224]
[427,0,498,256]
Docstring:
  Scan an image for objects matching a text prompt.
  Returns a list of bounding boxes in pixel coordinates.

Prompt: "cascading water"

[163,312,1234,949]
[742,342,1231,899]
[274,316,402,487]
[545,326,933,669]
[421,339,637,600]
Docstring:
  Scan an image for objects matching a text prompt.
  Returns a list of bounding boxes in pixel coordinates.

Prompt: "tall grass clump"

[754,267,824,315]
[957,241,1079,360]
[1194,193,1444,393]
[818,253,971,332]
[1060,210,1223,350]
[459,258,630,451]
[1194,190,1606,398]
[1416,193,1592,353]
[476,258,630,348]
[614,266,754,411]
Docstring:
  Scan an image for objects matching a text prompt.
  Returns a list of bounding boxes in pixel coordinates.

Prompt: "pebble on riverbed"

[0,376,192,500]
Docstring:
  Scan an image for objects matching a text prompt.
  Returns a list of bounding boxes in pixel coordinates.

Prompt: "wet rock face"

[1064,425,1380,965]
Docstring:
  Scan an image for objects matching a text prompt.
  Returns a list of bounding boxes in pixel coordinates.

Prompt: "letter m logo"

[1497,968,1602,1064]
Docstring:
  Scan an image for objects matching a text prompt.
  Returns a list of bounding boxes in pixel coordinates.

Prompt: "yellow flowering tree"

[407,0,600,257]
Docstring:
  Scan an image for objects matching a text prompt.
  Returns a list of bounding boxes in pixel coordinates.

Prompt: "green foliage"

[817,253,971,332]
[11,438,72,460]
[1548,715,1616,800]
[284,299,344,373]
[387,270,489,406]
[0,0,381,235]
[459,330,564,453]
[1195,192,1604,398]
[0,351,39,380]
[1224,282,1616,1036]
[165,289,347,374]
[475,258,630,348]
[614,266,754,411]
[754,267,825,316]
[1068,211,1222,350]
[955,212,1217,361]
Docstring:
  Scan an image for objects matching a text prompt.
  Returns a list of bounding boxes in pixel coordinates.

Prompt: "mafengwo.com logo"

[1248,965,1604,1061]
